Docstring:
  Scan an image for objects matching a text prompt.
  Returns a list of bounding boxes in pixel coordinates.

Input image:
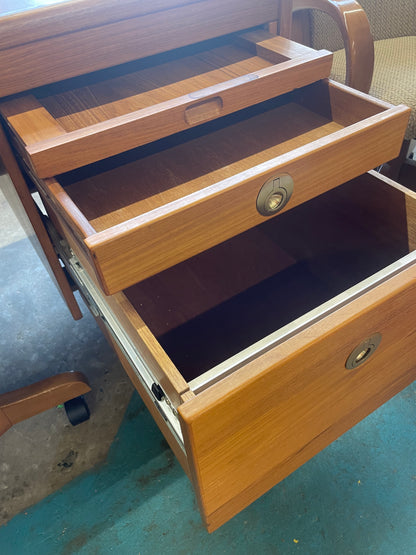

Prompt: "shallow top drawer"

[0,32,331,177]
[34,80,410,295]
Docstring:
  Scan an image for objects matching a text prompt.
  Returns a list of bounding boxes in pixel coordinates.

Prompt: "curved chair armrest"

[292,0,374,92]
[0,372,90,436]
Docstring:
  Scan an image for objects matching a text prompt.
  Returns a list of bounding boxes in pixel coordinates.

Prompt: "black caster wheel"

[64,395,90,426]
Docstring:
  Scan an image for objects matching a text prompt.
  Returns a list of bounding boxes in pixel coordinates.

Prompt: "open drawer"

[36,80,410,294]
[60,170,416,532]
[0,31,332,178]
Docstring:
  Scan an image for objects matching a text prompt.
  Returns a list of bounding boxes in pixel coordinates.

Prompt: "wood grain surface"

[128,173,415,383]
[179,260,416,531]
[0,0,203,50]
[43,81,410,295]
[0,33,331,176]
[124,229,297,337]
[0,123,82,319]
[0,0,281,97]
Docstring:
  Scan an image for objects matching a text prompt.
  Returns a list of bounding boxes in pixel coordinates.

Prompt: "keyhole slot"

[345,333,382,370]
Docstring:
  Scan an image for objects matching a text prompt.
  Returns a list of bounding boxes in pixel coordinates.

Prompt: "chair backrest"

[310,0,416,52]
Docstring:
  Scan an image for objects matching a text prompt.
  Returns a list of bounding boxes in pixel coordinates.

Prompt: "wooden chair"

[0,372,90,436]
[292,0,416,178]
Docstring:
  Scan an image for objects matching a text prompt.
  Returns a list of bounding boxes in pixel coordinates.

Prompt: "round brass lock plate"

[257,174,294,217]
[345,333,382,370]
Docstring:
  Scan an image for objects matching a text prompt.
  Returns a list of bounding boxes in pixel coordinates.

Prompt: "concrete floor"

[0,186,133,525]
[0,385,415,554]
[0,171,415,553]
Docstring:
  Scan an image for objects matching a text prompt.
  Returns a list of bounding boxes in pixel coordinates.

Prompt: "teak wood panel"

[0,0,202,50]
[0,0,282,97]
[0,34,332,177]
[178,262,416,531]
[0,123,82,320]
[38,81,410,295]
[40,168,416,532]
[66,103,340,231]
[38,35,323,132]
[124,230,298,337]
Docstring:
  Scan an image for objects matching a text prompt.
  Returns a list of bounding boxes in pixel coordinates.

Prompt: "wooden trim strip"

[236,30,326,62]
[40,178,96,239]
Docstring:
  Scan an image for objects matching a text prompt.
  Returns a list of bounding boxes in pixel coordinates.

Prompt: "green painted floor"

[0,382,415,555]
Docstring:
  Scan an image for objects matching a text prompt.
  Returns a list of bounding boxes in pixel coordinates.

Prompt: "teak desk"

[0,0,414,532]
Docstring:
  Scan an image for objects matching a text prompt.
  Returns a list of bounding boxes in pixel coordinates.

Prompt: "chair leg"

[0,372,90,436]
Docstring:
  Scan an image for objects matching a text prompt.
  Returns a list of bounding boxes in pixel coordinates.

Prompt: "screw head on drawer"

[257,174,294,217]
[345,333,382,370]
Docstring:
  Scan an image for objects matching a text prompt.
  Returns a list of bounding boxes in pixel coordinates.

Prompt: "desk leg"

[0,123,82,320]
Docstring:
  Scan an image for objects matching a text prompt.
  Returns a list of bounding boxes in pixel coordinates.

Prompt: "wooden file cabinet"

[0,0,414,532]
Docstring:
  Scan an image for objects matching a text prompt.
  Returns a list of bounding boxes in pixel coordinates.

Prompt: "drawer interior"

[0,31,331,176]
[36,35,295,132]
[123,173,416,386]
[58,81,387,233]
[38,79,409,294]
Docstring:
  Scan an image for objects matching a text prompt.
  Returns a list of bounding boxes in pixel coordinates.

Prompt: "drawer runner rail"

[60,246,185,448]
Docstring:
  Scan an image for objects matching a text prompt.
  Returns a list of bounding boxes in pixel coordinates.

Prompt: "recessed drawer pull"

[345,333,382,369]
[256,173,294,216]
[184,97,223,125]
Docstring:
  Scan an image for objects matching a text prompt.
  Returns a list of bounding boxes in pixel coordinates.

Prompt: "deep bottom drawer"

[64,171,416,532]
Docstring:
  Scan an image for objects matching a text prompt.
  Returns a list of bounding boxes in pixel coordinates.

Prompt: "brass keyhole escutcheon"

[345,333,382,370]
[257,174,294,217]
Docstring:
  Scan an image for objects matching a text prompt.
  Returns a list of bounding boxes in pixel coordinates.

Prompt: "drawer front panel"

[179,264,416,532]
